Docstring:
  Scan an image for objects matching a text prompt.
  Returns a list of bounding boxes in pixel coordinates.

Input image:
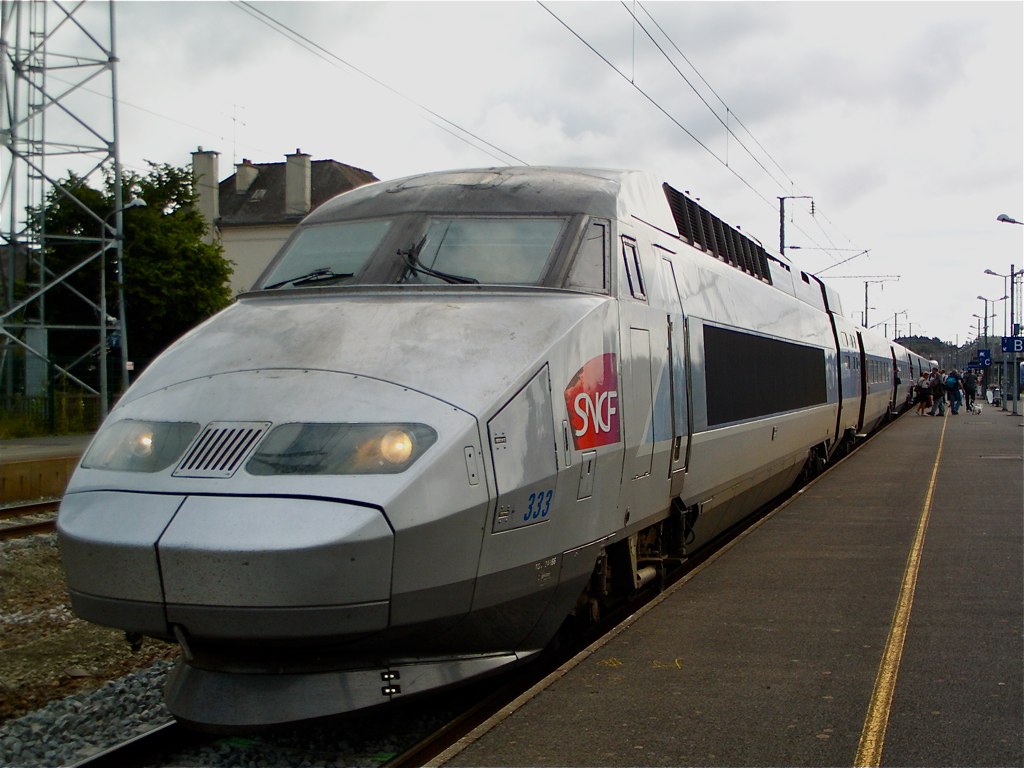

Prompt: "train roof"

[302,166,678,230]
[298,165,846,319]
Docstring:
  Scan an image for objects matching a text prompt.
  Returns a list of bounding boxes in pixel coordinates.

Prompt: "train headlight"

[379,429,414,465]
[247,423,437,476]
[82,420,200,472]
[129,428,154,458]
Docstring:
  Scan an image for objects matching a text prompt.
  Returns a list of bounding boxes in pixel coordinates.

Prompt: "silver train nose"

[59,491,393,641]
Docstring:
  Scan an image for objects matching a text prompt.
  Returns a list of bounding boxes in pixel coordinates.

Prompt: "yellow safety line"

[854,414,947,767]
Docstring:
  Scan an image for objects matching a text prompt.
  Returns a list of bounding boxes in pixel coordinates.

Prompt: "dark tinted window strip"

[703,324,827,427]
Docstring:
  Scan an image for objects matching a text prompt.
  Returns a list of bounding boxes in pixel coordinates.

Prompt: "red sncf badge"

[564,353,620,450]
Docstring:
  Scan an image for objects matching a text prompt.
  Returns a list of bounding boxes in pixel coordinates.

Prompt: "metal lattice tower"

[1,0,126,421]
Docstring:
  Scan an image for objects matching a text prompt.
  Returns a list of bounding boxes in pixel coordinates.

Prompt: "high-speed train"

[58,167,930,727]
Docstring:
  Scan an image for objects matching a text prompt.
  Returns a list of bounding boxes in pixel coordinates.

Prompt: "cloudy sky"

[27,1,1024,346]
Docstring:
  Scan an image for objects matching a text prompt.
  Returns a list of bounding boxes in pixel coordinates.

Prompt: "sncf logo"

[564,353,620,450]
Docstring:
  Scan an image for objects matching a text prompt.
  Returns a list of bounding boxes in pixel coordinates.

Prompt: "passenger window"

[566,220,609,293]
[621,238,646,300]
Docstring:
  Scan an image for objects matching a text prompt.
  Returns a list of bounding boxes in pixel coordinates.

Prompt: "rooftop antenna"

[232,104,247,166]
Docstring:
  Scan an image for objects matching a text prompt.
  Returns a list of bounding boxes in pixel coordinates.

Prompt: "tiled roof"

[218,159,378,226]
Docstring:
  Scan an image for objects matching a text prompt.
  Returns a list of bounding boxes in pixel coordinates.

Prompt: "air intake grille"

[663,182,774,285]
[173,422,271,478]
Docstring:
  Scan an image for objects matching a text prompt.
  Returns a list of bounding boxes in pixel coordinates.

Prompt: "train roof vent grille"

[662,182,774,286]
[173,421,272,478]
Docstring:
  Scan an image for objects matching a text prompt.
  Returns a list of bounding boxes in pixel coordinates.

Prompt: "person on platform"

[946,369,964,415]
[963,369,978,411]
[915,371,931,415]
[928,368,946,416]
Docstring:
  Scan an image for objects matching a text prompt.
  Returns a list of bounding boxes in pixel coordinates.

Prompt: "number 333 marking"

[524,489,553,522]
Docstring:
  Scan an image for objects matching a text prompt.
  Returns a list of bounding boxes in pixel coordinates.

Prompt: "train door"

[856,332,868,432]
[619,236,654,481]
[615,233,670,520]
[658,256,690,495]
[889,348,902,412]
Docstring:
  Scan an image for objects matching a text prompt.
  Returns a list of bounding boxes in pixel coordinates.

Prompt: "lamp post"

[976,297,1005,347]
[98,234,109,420]
[112,197,146,395]
[99,197,146,418]
[996,214,1022,412]
[984,269,1013,410]
[978,295,1007,394]
[966,332,976,370]
[1014,267,1022,414]
[988,266,1022,414]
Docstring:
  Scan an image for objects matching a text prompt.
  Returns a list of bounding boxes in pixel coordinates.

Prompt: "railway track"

[66,720,241,768]
[21,414,905,767]
[0,498,59,540]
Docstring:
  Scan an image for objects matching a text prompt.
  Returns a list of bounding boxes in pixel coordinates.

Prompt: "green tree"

[34,163,233,384]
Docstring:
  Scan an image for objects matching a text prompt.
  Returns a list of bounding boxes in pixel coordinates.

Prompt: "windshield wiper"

[398,237,478,285]
[265,267,354,289]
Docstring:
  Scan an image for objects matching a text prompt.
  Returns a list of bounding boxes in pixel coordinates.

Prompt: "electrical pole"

[778,195,813,255]
[825,276,900,327]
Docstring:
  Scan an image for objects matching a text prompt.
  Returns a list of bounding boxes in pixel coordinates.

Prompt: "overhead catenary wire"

[102,1,864,267]
[198,2,860,265]
[232,1,528,168]
[621,0,792,195]
[537,1,776,210]
[629,2,863,264]
[540,1,864,264]
[633,1,797,190]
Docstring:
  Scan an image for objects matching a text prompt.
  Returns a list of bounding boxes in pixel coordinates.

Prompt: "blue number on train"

[524,489,554,522]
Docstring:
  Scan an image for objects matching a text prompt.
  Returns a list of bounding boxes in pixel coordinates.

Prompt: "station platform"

[434,409,1024,767]
[0,433,91,502]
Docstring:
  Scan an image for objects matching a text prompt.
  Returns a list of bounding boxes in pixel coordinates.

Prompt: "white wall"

[222,225,292,294]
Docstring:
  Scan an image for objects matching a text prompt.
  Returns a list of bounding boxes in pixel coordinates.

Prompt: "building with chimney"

[192,149,379,294]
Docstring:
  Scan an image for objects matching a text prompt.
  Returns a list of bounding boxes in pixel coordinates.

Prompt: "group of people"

[913,367,978,416]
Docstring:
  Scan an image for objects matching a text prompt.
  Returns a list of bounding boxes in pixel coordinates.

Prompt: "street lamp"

[983,271,1012,335]
[99,197,146,418]
[977,296,1005,396]
[992,216,1022,411]
[984,269,1014,410]
[988,265,1024,414]
[112,197,146,395]
[977,296,1005,346]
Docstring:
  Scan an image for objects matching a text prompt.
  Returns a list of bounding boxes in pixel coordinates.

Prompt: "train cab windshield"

[396,218,564,286]
[261,219,393,290]
[257,215,572,290]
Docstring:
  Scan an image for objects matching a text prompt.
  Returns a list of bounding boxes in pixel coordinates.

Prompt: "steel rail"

[65,721,213,768]
[0,499,60,539]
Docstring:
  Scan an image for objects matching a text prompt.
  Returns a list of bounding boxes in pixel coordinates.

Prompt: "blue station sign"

[1001,336,1024,354]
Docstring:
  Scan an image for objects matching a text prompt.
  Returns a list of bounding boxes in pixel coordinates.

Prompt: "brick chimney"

[191,147,220,244]
[285,148,312,216]
[235,158,259,193]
